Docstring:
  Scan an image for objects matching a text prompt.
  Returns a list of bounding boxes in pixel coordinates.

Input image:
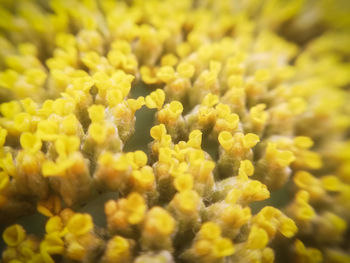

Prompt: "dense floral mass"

[0,0,350,262]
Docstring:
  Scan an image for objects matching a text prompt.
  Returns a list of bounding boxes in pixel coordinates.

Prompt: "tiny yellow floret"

[174,173,193,192]
[55,135,80,157]
[144,207,175,236]
[3,224,26,247]
[242,133,260,148]
[150,124,167,141]
[126,192,147,224]
[174,190,200,213]
[37,120,59,141]
[177,62,195,79]
[199,222,221,241]
[88,104,105,123]
[145,89,165,110]
[187,130,202,148]
[218,131,234,151]
[67,214,93,236]
[89,122,108,144]
[212,237,235,258]
[104,236,131,263]
[238,160,254,179]
[246,225,269,249]
[45,216,63,234]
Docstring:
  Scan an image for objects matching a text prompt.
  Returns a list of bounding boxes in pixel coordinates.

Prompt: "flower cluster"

[1,0,350,262]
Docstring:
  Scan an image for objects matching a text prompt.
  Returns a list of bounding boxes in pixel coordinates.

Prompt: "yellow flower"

[1,0,350,262]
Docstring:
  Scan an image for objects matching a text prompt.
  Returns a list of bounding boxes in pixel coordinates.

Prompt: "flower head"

[1,0,350,262]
